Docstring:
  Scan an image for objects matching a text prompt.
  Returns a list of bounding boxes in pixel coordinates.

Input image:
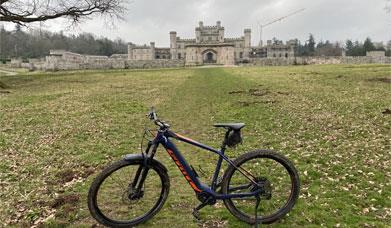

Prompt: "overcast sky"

[4,0,391,46]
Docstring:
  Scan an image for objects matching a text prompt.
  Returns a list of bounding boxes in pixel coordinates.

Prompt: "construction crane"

[258,8,305,46]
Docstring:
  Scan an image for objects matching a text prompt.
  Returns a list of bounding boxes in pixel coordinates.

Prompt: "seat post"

[220,129,232,152]
[211,129,231,190]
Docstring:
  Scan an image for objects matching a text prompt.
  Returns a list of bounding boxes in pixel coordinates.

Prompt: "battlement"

[132,45,151,49]
[129,43,154,49]
[177,38,196,42]
[196,25,224,30]
[225,38,244,41]
[196,21,225,31]
[264,39,295,48]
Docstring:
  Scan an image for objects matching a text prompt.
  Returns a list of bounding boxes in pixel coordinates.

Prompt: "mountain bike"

[88,108,300,227]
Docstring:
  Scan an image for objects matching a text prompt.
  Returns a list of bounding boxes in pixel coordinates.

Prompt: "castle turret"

[244,29,251,59]
[218,21,224,42]
[170,31,177,60]
[196,21,203,43]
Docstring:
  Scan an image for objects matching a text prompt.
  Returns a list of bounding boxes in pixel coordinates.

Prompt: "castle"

[128,21,295,66]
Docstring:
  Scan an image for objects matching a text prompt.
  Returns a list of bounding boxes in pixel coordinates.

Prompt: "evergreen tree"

[308,34,316,55]
[363,37,375,53]
[352,41,365,56]
[345,40,354,55]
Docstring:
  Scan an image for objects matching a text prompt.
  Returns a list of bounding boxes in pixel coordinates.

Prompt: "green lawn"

[0,65,390,227]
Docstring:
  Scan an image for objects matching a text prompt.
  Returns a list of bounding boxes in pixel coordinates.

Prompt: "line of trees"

[293,34,390,57]
[345,38,390,56]
[0,25,128,60]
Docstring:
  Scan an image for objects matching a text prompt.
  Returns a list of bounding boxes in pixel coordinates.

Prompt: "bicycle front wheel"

[221,150,300,224]
[88,158,170,227]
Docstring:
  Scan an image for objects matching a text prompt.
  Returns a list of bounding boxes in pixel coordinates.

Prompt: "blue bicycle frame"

[149,129,261,200]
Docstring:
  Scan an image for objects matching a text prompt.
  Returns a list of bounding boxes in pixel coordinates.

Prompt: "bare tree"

[0,0,126,25]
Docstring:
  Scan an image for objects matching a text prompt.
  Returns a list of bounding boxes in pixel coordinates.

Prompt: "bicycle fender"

[123,153,168,173]
[124,153,144,161]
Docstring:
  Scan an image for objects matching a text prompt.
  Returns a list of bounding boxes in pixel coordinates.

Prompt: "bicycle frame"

[146,129,261,200]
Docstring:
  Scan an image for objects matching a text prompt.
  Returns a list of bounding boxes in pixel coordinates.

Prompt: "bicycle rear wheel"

[221,150,300,224]
[88,158,170,227]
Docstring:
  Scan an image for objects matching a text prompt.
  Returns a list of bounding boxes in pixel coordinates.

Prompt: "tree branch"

[0,0,126,25]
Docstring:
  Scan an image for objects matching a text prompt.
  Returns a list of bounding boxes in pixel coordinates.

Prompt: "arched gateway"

[202,49,217,64]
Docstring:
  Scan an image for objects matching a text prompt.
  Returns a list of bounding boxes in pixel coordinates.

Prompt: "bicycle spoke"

[109,174,126,191]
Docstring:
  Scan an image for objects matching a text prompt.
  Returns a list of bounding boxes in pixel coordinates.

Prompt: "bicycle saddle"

[213,123,245,131]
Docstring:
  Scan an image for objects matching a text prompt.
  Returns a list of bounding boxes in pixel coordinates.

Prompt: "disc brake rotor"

[250,177,272,200]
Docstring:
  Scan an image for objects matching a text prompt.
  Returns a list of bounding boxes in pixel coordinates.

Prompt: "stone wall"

[125,59,185,69]
[11,54,390,71]
[43,56,185,71]
[366,51,386,57]
[10,58,22,68]
[341,56,391,64]
[243,56,391,66]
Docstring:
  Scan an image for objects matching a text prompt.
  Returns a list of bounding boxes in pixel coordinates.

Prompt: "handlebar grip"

[146,108,169,129]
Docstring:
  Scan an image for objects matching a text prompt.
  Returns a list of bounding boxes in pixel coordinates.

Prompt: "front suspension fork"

[131,142,158,192]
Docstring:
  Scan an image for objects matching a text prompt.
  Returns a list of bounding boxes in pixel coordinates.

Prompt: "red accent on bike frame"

[174,133,197,143]
[166,149,201,192]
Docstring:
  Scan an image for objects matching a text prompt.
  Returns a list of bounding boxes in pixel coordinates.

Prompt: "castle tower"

[195,21,203,43]
[170,31,177,60]
[217,21,224,42]
[244,29,251,59]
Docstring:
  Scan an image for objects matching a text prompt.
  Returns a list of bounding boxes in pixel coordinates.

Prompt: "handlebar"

[147,107,170,129]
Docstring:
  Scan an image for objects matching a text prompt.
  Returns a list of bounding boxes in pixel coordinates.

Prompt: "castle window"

[178,53,181,59]
[239,52,243,58]
[279,53,282,57]
[156,55,160,59]
[273,54,276,57]
[285,53,288,58]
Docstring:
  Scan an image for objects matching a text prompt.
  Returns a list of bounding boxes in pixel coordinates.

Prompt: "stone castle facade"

[14,21,389,71]
[128,21,295,66]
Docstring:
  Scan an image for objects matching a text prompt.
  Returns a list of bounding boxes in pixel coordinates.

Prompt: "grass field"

[0,65,390,227]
